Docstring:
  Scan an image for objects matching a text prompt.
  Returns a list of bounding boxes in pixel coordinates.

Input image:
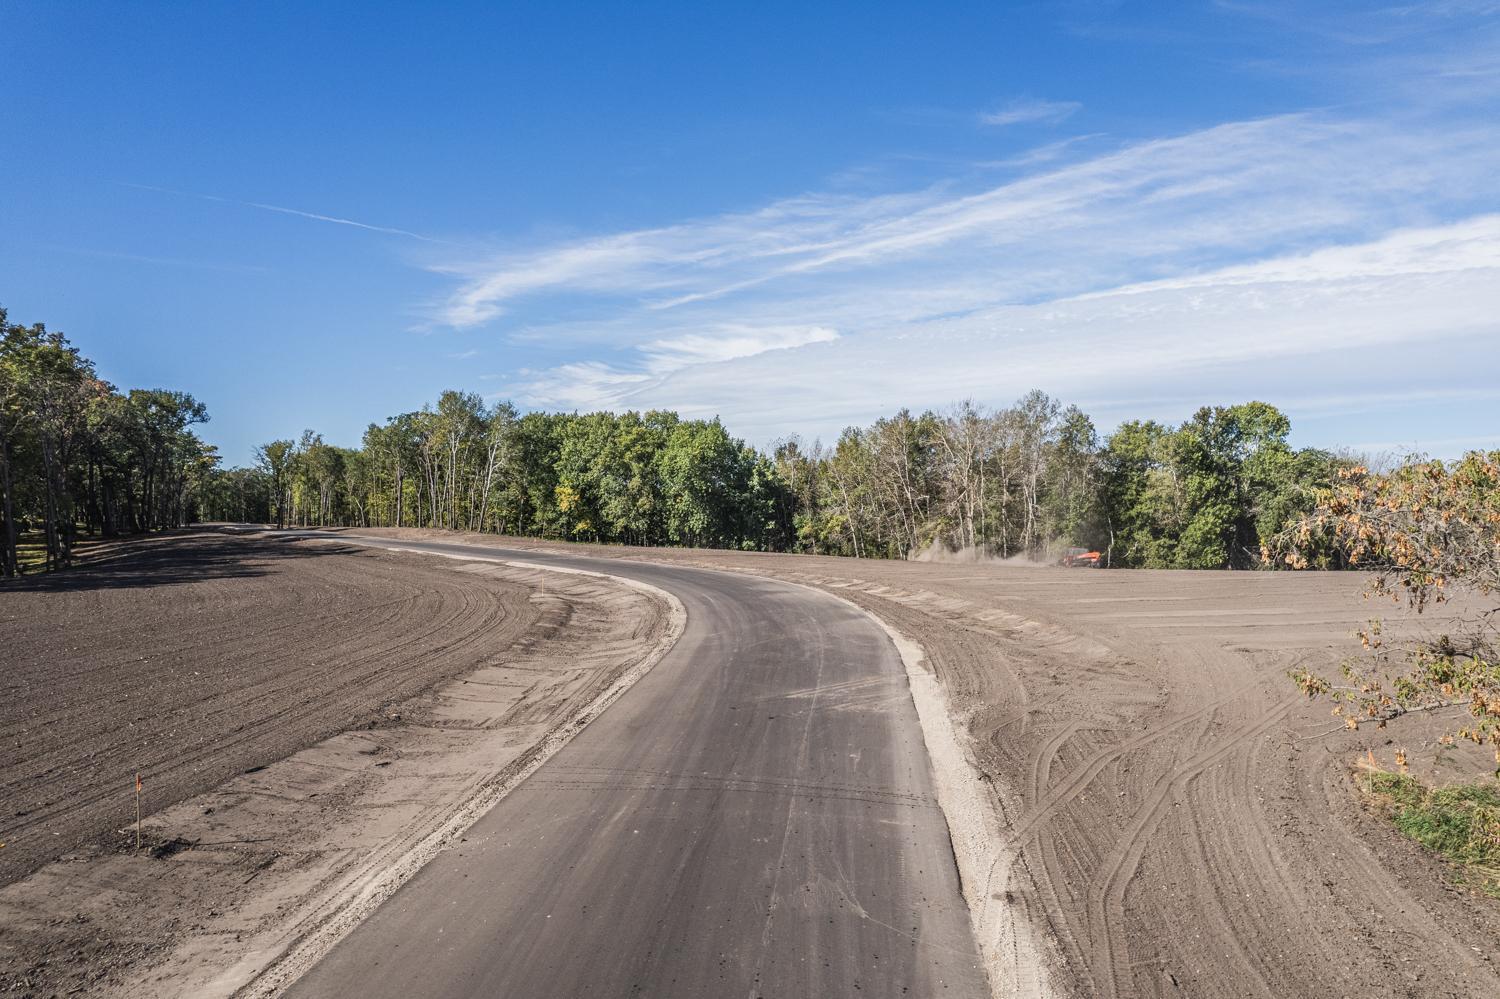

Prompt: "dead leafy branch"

[1274,452,1500,769]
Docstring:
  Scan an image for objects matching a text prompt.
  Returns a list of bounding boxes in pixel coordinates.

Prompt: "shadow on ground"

[0,528,346,593]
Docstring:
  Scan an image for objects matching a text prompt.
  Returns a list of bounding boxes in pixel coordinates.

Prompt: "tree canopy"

[202,389,1348,569]
[1,308,211,575]
[3,305,1363,576]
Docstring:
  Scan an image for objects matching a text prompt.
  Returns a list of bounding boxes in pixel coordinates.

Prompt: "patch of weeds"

[1359,769,1500,896]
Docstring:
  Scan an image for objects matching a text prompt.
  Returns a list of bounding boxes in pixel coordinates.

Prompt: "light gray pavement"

[283,535,987,998]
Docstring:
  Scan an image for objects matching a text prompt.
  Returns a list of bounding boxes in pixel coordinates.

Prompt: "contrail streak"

[123,182,448,243]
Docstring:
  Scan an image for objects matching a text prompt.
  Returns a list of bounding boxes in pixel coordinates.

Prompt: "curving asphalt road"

[283,535,988,998]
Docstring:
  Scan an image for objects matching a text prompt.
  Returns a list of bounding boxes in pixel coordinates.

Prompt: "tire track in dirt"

[1084,699,1295,998]
[1001,685,1255,853]
[1026,719,1081,806]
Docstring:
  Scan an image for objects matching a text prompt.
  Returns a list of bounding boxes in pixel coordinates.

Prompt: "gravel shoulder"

[0,529,677,998]
[351,528,1500,999]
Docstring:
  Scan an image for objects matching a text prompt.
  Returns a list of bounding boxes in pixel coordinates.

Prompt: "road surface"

[283,534,988,998]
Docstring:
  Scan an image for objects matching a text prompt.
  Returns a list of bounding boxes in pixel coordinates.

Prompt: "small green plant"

[1359,769,1500,896]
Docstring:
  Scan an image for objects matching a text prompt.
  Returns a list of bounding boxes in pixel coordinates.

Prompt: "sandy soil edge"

[231,544,687,999]
[773,578,1053,999]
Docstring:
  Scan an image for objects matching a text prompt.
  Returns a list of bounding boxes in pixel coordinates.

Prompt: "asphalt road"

[283,535,988,998]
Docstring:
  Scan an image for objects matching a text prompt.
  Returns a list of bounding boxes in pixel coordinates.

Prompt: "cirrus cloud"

[429,102,1500,452]
[979,97,1083,127]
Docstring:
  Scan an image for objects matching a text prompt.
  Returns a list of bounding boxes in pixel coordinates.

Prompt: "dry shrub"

[1275,452,1500,766]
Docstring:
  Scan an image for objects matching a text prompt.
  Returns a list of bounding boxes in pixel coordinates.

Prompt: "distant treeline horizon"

[0,306,1422,573]
[205,388,1363,570]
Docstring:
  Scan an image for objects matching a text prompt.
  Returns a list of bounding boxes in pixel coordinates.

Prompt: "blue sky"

[3,1,1497,465]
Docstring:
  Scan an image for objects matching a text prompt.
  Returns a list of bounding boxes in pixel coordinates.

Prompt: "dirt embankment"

[0,530,677,998]
[353,528,1500,999]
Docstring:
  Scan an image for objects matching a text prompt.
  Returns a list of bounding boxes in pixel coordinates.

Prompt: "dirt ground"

[0,529,538,887]
[0,530,675,998]
[351,528,1500,999]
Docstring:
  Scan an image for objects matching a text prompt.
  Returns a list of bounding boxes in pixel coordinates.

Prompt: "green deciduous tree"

[209,388,1347,568]
[0,306,213,574]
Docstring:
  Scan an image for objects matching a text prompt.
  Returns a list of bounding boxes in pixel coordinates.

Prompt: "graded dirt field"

[0,530,678,998]
[6,526,1496,998]
[350,528,1500,999]
[0,529,538,887]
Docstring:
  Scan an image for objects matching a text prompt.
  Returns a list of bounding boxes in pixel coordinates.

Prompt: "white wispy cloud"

[596,235,1499,442]
[1083,213,1500,297]
[978,97,1082,127]
[1215,0,1500,43]
[512,361,654,411]
[434,112,1498,331]
[641,325,838,371]
[424,101,1499,446]
[513,325,840,409]
[981,134,1102,170]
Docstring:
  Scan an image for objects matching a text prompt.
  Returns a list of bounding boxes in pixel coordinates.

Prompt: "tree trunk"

[0,439,17,578]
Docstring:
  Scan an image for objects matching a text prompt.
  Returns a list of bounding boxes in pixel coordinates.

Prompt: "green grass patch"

[10,531,108,575]
[1360,770,1500,896]
[16,542,48,571]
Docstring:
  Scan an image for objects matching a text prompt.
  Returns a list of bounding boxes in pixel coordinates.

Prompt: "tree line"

[0,306,1355,574]
[0,307,213,576]
[771,394,1345,567]
[199,388,1351,569]
[203,395,788,551]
